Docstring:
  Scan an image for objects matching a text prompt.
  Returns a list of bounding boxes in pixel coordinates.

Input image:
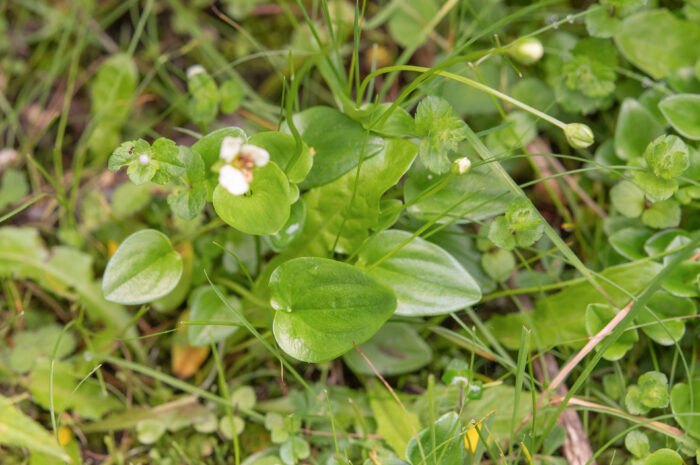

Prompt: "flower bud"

[186,65,206,80]
[451,157,472,175]
[564,123,595,149]
[508,38,544,65]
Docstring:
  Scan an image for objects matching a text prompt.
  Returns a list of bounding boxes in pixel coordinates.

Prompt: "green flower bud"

[508,38,544,65]
[451,157,472,175]
[564,123,595,149]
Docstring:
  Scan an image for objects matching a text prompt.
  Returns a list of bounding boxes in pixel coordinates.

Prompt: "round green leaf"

[102,229,183,305]
[609,227,653,260]
[671,381,700,439]
[191,127,247,169]
[644,229,690,257]
[659,94,700,140]
[213,162,291,235]
[136,419,167,444]
[342,323,432,375]
[247,131,312,183]
[269,257,397,362]
[585,303,638,361]
[662,261,700,297]
[357,230,481,316]
[644,448,683,465]
[280,437,310,465]
[610,181,645,218]
[187,286,241,347]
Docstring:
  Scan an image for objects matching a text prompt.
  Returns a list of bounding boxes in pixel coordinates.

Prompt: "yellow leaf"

[464,421,482,453]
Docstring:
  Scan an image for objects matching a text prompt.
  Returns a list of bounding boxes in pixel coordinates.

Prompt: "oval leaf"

[103,229,183,305]
[213,162,291,235]
[659,94,700,140]
[637,291,694,345]
[670,381,700,439]
[357,230,481,316]
[269,257,397,362]
[342,322,432,375]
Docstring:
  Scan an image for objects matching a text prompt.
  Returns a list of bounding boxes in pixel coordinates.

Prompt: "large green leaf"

[102,229,183,305]
[488,260,662,350]
[343,322,432,375]
[406,412,464,465]
[0,395,70,462]
[187,286,241,347]
[404,160,516,224]
[0,227,132,331]
[213,162,291,235]
[269,257,397,362]
[615,9,700,80]
[284,106,384,188]
[659,94,700,140]
[356,230,481,316]
[614,99,664,160]
[670,380,700,439]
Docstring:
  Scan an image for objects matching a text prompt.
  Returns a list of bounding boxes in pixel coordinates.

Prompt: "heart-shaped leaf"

[342,322,432,375]
[103,229,183,305]
[357,230,481,316]
[659,94,700,140]
[269,257,397,362]
[213,162,291,235]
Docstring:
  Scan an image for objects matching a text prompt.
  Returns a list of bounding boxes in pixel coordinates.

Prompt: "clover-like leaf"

[415,96,467,174]
[102,229,183,304]
[643,135,689,180]
[269,257,397,362]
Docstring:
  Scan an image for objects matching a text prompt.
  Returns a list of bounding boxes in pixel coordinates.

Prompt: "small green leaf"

[387,0,438,47]
[269,257,397,362]
[220,79,244,114]
[637,371,670,409]
[213,162,291,235]
[230,386,256,411]
[488,216,516,250]
[367,380,420,460]
[136,419,167,444]
[585,303,638,360]
[219,416,245,439]
[636,291,694,345]
[609,227,653,260]
[481,248,515,282]
[406,412,465,465]
[624,430,649,458]
[268,199,305,253]
[585,4,621,38]
[168,183,207,221]
[641,199,681,229]
[187,286,240,347]
[610,181,645,218]
[644,448,683,465]
[279,437,310,465]
[415,96,467,174]
[0,168,28,211]
[247,131,312,183]
[8,324,76,374]
[103,229,183,305]
[670,381,700,438]
[342,322,432,375]
[191,127,247,169]
[662,260,700,297]
[633,171,677,203]
[659,93,700,140]
[615,99,665,160]
[357,230,481,316]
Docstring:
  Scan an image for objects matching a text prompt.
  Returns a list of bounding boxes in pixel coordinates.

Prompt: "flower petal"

[219,165,249,195]
[241,144,270,167]
[220,136,243,163]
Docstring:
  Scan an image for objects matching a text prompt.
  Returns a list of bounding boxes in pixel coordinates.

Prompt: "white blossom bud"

[186,65,206,80]
[451,157,472,175]
[138,154,150,165]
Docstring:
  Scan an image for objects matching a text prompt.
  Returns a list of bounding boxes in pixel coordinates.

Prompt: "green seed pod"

[564,123,595,149]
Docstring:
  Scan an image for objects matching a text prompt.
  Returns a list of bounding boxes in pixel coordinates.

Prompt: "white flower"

[186,65,206,80]
[452,157,471,175]
[138,154,150,165]
[219,164,249,195]
[219,136,243,163]
[241,144,270,167]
